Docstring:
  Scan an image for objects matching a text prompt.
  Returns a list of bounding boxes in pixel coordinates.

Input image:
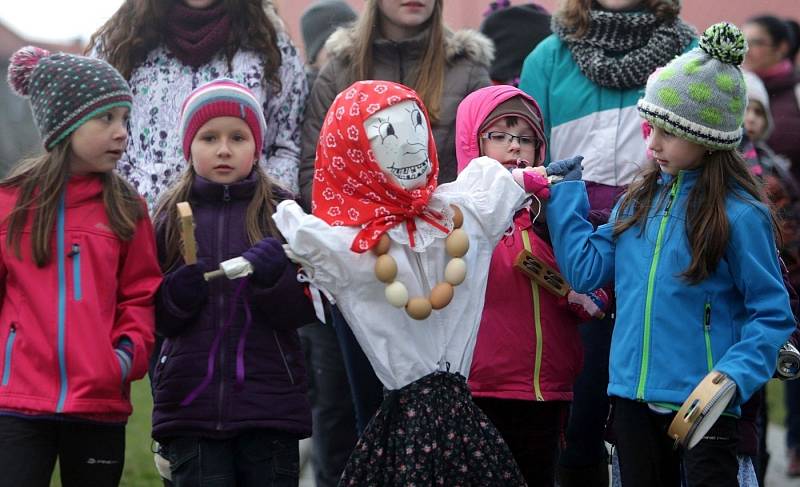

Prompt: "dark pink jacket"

[456,85,583,401]
[0,175,160,419]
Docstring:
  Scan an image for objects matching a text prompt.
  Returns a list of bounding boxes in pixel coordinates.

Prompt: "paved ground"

[298,426,800,486]
[298,438,315,487]
[766,424,800,487]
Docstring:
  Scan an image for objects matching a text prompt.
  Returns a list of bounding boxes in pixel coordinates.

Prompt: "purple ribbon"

[235,292,253,391]
[181,278,251,406]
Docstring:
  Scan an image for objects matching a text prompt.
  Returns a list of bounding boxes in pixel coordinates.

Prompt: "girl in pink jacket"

[457,85,609,486]
[0,47,161,486]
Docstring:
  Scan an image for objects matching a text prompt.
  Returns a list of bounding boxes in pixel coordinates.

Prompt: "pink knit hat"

[179,78,266,161]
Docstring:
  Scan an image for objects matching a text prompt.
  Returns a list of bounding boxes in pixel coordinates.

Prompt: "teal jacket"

[519,35,697,187]
[545,174,794,411]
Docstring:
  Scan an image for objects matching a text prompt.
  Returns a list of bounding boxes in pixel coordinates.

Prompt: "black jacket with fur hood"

[298,26,494,207]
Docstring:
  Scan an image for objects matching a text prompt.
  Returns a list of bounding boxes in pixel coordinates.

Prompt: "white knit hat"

[741,70,774,139]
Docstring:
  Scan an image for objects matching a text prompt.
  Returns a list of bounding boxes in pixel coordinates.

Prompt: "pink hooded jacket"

[457,85,583,401]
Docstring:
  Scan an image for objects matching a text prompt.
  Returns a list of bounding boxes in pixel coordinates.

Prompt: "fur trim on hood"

[264,1,287,33]
[324,25,495,67]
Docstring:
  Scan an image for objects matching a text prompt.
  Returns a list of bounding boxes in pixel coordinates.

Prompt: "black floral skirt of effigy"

[338,371,526,486]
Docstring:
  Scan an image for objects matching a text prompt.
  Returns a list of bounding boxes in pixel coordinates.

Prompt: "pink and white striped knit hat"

[179,78,266,161]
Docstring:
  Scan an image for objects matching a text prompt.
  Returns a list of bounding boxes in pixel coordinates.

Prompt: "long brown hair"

[348,0,446,123]
[613,150,781,284]
[152,165,280,272]
[555,0,680,39]
[87,0,283,92]
[1,141,144,267]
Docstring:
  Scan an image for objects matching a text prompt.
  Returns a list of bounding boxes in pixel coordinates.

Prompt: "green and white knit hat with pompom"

[637,22,747,150]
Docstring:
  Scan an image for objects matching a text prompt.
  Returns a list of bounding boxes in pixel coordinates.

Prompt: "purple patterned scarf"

[165,1,231,68]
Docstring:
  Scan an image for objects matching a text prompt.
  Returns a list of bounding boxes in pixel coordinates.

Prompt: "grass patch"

[767,378,787,425]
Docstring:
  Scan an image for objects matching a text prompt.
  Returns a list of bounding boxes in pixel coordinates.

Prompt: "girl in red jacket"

[0,47,161,486]
[456,85,610,486]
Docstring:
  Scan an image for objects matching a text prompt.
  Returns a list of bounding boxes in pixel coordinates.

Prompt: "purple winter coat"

[764,68,800,179]
[151,173,316,441]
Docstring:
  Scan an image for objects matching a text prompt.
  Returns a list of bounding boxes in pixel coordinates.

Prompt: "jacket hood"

[455,85,545,172]
[324,25,495,67]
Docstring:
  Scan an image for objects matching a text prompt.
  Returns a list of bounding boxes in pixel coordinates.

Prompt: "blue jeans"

[298,321,358,487]
[560,314,613,468]
[786,379,800,450]
[331,306,384,435]
[162,431,298,487]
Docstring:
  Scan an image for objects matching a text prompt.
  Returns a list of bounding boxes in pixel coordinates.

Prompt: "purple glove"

[242,237,288,288]
[164,261,210,312]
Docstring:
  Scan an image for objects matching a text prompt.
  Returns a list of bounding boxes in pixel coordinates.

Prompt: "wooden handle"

[177,202,197,265]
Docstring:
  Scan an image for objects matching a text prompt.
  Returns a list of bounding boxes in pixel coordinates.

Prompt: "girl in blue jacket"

[544,23,795,487]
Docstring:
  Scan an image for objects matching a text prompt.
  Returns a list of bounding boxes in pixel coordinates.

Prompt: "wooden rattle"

[513,250,570,297]
[177,202,197,265]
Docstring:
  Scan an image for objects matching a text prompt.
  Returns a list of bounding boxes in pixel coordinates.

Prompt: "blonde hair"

[348,0,446,123]
[555,0,680,39]
[1,141,144,267]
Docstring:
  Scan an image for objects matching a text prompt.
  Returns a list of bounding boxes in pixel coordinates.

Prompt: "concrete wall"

[275,0,800,63]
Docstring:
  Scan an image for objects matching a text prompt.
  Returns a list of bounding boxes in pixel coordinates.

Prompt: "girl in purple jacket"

[151,79,316,487]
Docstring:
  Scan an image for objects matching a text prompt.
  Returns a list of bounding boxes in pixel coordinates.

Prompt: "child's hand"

[165,261,211,311]
[512,168,550,200]
[546,156,584,182]
[566,288,610,321]
[242,237,288,288]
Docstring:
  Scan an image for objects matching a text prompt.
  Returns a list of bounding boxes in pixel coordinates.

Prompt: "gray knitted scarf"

[553,10,696,89]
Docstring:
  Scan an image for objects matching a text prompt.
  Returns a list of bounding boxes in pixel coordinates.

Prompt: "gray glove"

[546,156,584,182]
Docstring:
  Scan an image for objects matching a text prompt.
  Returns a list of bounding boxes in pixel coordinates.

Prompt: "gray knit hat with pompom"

[637,22,748,150]
[7,46,132,151]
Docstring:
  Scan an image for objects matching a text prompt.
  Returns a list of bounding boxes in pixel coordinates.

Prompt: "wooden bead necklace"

[373,205,469,320]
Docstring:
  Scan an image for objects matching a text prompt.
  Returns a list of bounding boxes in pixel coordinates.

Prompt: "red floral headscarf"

[312,81,443,253]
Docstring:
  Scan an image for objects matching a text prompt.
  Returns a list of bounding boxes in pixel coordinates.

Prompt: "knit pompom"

[699,22,747,66]
[7,46,50,96]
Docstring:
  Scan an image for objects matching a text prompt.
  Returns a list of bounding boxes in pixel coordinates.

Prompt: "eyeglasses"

[481,131,538,148]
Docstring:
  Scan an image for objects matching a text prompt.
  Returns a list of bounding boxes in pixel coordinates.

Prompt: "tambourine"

[668,371,736,450]
[776,341,800,380]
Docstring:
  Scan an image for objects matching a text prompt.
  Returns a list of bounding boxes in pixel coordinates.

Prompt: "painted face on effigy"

[363,100,432,191]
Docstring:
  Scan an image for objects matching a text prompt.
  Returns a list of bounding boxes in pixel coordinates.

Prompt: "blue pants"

[560,314,613,468]
[786,379,800,450]
[298,321,358,487]
[161,431,298,487]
